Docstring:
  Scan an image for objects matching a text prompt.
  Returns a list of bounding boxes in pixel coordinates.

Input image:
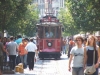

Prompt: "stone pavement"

[3,54,90,75]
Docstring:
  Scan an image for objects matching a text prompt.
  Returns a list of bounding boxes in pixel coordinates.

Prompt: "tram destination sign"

[40,16,59,23]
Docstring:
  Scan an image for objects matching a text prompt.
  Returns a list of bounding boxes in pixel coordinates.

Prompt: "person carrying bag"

[84,35,100,75]
[84,50,96,74]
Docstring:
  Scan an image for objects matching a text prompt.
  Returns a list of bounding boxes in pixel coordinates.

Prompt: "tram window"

[56,27,59,38]
[45,27,54,38]
[50,27,54,38]
[38,26,43,38]
[45,28,48,38]
[56,27,61,38]
[44,26,61,38]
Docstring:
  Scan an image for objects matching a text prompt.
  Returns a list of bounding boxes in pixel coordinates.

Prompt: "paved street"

[3,54,72,75]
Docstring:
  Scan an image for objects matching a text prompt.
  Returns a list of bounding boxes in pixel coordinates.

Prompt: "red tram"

[36,14,63,59]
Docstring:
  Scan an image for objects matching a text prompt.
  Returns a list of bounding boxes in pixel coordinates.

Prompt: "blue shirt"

[15,38,22,45]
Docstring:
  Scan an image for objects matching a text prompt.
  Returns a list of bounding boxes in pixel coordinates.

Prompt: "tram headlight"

[48,42,52,47]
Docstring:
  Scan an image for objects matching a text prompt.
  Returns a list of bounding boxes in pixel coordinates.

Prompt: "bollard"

[15,66,19,72]
[19,67,24,73]
[15,63,24,73]
[18,63,23,69]
[18,63,24,73]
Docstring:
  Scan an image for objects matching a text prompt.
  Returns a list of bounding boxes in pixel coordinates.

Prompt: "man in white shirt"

[25,38,37,71]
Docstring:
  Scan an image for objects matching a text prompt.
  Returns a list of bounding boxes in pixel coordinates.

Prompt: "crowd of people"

[0,34,100,75]
[61,37,75,57]
[0,35,37,74]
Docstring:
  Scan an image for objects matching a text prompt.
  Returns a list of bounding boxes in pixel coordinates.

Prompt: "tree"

[58,8,79,36]
[6,0,33,36]
[66,0,100,33]
[23,4,38,37]
[0,0,38,36]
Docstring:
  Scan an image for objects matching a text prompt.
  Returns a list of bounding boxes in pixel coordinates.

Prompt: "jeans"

[3,52,7,62]
[68,45,73,58]
[72,67,84,75]
[62,46,66,54]
[20,54,27,68]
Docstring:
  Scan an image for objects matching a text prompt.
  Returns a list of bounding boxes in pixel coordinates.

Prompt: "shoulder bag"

[84,50,96,74]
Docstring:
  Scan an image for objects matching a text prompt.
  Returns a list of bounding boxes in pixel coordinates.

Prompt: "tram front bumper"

[39,52,61,58]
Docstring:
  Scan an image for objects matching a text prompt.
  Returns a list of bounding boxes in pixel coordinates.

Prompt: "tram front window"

[45,31,53,38]
[45,27,55,38]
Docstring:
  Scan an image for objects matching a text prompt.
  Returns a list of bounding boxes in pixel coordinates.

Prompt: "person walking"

[68,39,75,58]
[7,36,18,70]
[84,35,100,75]
[25,38,37,71]
[2,37,7,62]
[62,38,67,54]
[0,36,8,74]
[18,38,28,68]
[15,35,22,45]
[97,36,100,47]
[68,36,84,75]
[83,37,87,47]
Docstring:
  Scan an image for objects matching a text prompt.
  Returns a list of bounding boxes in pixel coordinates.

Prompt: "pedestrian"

[18,38,28,68]
[68,39,75,58]
[84,35,100,75]
[25,38,37,71]
[96,36,100,47]
[15,35,22,45]
[3,37,7,62]
[68,36,84,75]
[7,36,18,70]
[25,38,29,44]
[0,36,8,74]
[83,37,87,47]
[62,38,67,54]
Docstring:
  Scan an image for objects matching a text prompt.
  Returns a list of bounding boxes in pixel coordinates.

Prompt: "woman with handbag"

[84,35,100,75]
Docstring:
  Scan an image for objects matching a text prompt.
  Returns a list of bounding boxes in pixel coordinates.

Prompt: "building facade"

[33,0,65,18]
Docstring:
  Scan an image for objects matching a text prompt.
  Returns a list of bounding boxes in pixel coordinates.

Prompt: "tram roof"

[36,22,62,26]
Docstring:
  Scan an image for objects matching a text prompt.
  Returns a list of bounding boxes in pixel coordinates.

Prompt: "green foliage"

[66,0,100,33]
[0,0,38,37]
[23,4,38,37]
[58,8,79,36]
